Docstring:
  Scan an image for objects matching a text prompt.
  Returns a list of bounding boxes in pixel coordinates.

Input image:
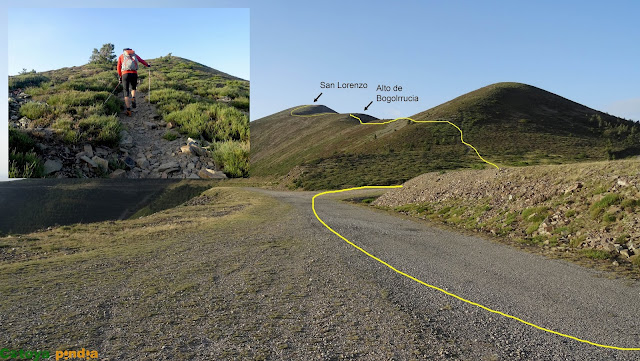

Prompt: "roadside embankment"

[375,160,640,272]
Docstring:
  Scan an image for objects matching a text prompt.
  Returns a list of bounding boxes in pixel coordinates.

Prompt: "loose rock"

[43,159,63,175]
[198,168,227,179]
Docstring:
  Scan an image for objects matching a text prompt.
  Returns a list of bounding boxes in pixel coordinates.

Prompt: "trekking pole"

[102,81,120,107]
[148,67,151,103]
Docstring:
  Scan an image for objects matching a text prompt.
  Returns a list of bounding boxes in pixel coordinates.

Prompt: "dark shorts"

[122,73,138,97]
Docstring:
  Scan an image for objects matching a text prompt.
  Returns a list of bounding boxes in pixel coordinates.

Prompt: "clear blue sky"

[7,8,250,79]
[249,0,640,121]
[2,0,640,178]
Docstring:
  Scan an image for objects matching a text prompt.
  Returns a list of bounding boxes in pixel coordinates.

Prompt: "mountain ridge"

[251,82,640,190]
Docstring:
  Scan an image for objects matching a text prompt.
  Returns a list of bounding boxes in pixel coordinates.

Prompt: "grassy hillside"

[374,159,640,276]
[251,83,640,190]
[9,54,249,178]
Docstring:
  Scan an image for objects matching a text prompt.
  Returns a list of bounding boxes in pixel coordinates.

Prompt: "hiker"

[117,48,150,116]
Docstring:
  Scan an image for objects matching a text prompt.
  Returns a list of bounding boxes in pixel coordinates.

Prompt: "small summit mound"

[290,105,337,116]
[349,113,379,123]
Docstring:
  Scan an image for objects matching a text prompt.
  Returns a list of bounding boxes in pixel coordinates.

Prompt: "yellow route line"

[312,186,640,351]
[349,114,499,169]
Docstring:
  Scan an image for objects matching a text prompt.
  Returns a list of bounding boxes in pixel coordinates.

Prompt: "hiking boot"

[126,109,132,117]
[132,97,136,108]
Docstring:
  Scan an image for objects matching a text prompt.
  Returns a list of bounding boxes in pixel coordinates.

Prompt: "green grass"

[522,206,549,223]
[504,212,517,225]
[621,198,639,211]
[614,234,629,244]
[163,131,179,141]
[525,222,542,235]
[0,188,290,357]
[580,249,612,260]
[230,96,249,110]
[589,193,621,219]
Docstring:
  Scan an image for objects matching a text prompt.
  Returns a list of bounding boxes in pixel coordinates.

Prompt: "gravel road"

[256,188,640,360]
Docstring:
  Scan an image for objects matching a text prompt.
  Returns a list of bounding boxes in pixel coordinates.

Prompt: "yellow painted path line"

[312,185,640,351]
[349,114,499,169]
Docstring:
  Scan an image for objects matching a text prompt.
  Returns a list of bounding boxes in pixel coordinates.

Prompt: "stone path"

[118,91,206,179]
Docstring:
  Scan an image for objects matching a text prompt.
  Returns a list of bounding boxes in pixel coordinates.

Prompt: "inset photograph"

[8,8,249,179]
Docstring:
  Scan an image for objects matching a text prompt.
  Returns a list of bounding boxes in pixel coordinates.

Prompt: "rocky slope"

[374,160,640,271]
[9,89,227,179]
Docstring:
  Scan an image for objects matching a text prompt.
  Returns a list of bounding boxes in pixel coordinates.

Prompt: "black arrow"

[364,101,373,111]
[314,93,322,102]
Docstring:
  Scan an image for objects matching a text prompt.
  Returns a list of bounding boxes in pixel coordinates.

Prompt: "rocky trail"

[9,89,228,179]
[117,91,224,179]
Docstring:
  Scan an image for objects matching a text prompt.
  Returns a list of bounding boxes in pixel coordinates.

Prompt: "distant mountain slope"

[251,105,370,178]
[290,104,338,116]
[251,82,640,190]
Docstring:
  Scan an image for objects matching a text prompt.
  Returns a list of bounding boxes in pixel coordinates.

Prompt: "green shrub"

[61,78,111,92]
[212,141,249,178]
[9,149,44,178]
[77,115,121,146]
[19,102,49,120]
[47,90,111,112]
[165,102,248,142]
[602,212,617,223]
[621,198,639,211]
[24,82,53,96]
[52,117,80,144]
[566,209,576,218]
[150,88,191,105]
[9,73,50,89]
[9,128,37,153]
[230,96,249,110]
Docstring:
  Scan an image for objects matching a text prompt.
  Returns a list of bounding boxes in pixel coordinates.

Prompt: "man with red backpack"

[117,48,150,116]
